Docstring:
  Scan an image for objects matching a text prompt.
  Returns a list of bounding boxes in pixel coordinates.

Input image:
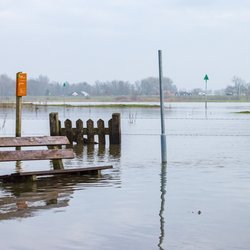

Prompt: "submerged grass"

[37,103,160,108]
[236,111,250,114]
[0,102,159,108]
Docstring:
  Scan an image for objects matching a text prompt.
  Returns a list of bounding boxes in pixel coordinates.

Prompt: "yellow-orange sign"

[16,72,27,96]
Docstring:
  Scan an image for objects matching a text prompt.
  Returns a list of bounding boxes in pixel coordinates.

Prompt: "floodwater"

[0,102,249,250]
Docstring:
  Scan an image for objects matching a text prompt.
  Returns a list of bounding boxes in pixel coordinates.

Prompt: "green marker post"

[204,74,209,109]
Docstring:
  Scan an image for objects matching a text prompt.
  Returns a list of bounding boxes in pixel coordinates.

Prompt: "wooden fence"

[49,112,121,145]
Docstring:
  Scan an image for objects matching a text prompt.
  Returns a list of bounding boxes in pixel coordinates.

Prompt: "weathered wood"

[49,112,60,136]
[0,149,74,162]
[0,136,70,147]
[87,119,94,144]
[97,119,106,144]
[16,96,22,138]
[65,119,74,144]
[76,119,84,144]
[0,166,113,182]
[50,112,121,145]
[108,119,113,145]
[110,113,121,145]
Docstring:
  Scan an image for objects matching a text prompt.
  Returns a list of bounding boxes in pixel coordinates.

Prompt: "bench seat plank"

[13,165,113,176]
[0,149,74,162]
[0,136,70,147]
[0,166,113,182]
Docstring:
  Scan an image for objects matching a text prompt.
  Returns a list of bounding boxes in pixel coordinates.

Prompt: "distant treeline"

[1,74,249,97]
[0,74,177,97]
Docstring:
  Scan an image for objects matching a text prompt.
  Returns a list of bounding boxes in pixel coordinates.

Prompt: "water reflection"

[158,163,167,250]
[0,174,117,221]
[0,144,122,221]
[109,144,121,159]
[72,143,121,163]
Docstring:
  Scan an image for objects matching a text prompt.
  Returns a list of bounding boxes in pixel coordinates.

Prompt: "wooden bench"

[0,136,112,182]
[0,136,73,165]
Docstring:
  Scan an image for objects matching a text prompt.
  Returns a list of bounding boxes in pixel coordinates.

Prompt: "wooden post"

[49,112,64,169]
[65,119,74,145]
[49,113,60,136]
[76,119,84,144]
[110,113,121,145]
[108,119,112,145]
[16,72,27,150]
[97,119,105,145]
[87,119,94,144]
[16,96,22,138]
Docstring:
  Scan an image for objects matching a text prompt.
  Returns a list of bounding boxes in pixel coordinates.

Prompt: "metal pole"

[205,79,207,109]
[158,50,167,163]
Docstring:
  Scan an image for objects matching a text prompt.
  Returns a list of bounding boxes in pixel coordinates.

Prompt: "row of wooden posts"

[49,112,121,145]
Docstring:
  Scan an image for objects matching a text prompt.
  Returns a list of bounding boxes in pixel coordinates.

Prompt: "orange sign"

[16,72,27,96]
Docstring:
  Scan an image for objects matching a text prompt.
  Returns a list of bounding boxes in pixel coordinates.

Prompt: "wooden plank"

[0,136,70,147]
[0,149,74,162]
[0,166,113,182]
[17,165,112,176]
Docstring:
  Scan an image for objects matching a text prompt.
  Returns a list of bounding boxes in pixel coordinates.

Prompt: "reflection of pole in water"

[158,163,167,250]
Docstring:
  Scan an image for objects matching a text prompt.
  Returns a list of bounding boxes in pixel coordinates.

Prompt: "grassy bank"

[0,95,250,104]
[236,111,250,114]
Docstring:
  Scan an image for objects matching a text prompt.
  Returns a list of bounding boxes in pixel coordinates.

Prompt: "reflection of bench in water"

[0,175,109,221]
[0,136,113,182]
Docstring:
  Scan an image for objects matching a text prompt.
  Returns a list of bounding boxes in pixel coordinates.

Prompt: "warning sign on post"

[16,72,27,96]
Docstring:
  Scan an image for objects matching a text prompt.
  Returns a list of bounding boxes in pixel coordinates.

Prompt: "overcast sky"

[1,0,250,90]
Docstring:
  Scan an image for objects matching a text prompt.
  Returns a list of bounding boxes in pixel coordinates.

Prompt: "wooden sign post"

[16,72,27,140]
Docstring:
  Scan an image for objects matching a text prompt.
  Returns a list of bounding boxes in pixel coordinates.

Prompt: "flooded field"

[0,102,249,250]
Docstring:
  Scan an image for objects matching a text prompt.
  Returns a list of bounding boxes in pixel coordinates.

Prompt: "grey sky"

[1,0,250,90]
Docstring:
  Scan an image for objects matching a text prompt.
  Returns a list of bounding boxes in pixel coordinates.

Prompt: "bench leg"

[52,159,64,170]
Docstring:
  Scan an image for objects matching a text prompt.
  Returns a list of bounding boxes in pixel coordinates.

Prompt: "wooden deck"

[0,165,113,182]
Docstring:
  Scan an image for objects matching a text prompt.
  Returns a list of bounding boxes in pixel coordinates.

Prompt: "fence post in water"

[109,113,121,145]
[97,119,106,145]
[87,119,94,144]
[49,112,63,169]
[76,119,84,144]
[158,50,167,163]
[65,119,74,145]
[49,112,60,136]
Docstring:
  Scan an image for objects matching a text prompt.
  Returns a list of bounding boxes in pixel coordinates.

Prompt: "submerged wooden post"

[76,119,84,144]
[87,119,94,144]
[49,113,60,136]
[108,119,112,145]
[109,113,121,145]
[97,119,105,145]
[49,112,64,169]
[65,119,74,144]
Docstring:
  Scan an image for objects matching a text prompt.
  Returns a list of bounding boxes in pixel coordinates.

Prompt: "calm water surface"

[0,102,249,250]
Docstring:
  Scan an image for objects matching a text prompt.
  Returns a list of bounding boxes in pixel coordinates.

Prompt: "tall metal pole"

[158,50,167,163]
[205,79,207,109]
[204,74,209,110]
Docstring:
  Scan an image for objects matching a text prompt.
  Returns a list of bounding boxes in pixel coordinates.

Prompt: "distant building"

[71,92,78,96]
[80,91,89,97]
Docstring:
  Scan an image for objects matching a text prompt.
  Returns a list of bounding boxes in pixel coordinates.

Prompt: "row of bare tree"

[0,74,176,96]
